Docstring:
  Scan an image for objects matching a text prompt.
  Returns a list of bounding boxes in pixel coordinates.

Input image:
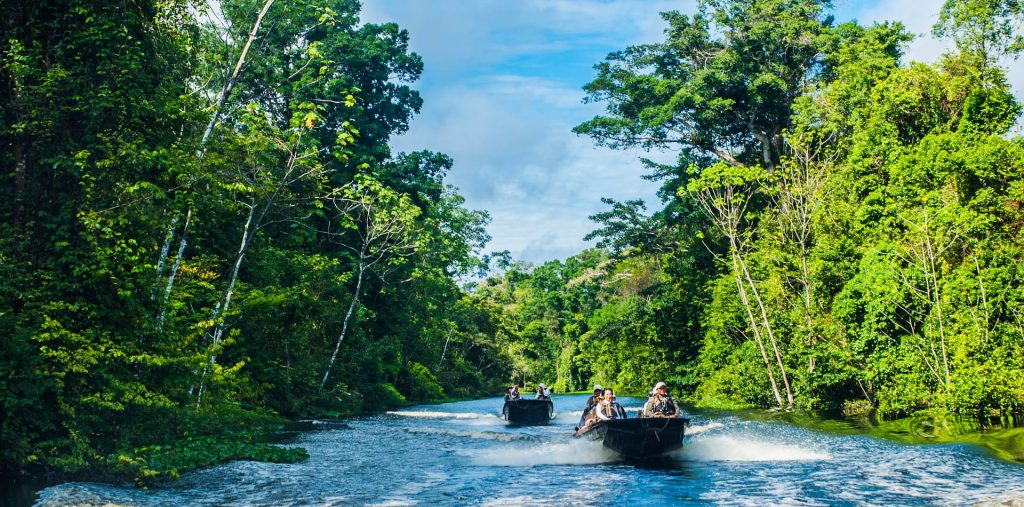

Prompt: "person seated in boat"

[505,384,521,401]
[578,384,604,427]
[641,381,677,418]
[535,383,552,400]
[584,384,602,412]
[593,388,627,421]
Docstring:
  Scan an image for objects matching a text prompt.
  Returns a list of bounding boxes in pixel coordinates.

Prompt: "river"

[27,394,1024,506]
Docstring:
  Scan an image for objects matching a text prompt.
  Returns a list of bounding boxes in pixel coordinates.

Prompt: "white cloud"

[388,74,668,262]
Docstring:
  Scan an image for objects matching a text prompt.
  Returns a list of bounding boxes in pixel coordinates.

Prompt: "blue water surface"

[33,394,1024,506]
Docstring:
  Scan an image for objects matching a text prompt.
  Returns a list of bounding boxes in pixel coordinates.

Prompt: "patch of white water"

[465,439,619,466]
[685,421,725,435]
[682,434,831,461]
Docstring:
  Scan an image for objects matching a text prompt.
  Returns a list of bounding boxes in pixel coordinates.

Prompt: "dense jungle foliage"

[472,0,1024,420]
[0,0,515,480]
[3,0,1024,483]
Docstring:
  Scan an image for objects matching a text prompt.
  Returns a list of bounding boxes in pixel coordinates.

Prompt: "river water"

[30,394,1024,506]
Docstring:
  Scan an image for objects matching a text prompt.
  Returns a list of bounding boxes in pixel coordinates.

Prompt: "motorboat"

[501,398,554,425]
[574,417,689,460]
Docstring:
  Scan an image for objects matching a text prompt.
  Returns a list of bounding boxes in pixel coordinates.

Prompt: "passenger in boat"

[641,381,677,418]
[505,384,521,401]
[594,388,627,421]
[578,384,604,427]
[535,383,552,400]
[584,384,602,412]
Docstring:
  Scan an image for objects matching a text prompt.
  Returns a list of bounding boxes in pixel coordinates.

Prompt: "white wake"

[682,435,831,461]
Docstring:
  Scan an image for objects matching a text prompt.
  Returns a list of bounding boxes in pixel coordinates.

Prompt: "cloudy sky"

[360,0,1024,265]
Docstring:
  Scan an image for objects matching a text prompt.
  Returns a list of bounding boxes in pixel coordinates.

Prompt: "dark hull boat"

[574,417,689,460]
[502,399,554,425]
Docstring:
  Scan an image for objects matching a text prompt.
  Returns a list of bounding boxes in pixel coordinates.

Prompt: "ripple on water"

[386,410,499,420]
[405,427,542,442]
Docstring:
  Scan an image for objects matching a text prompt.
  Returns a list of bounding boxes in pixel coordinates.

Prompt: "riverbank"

[1,429,309,493]
[0,391,483,504]
[0,436,307,507]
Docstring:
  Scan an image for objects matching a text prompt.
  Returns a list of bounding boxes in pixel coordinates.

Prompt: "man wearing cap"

[642,381,677,418]
[578,384,604,427]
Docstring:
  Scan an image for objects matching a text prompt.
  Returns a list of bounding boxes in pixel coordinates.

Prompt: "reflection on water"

[868,415,1024,463]
[19,394,1024,506]
[725,407,1024,464]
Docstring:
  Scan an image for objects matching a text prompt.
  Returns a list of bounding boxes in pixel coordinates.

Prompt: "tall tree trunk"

[145,213,179,343]
[198,0,277,154]
[740,254,794,407]
[157,208,191,330]
[153,214,179,298]
[321,258,366,390]
[731,246,785,408]
[438,334,452,369]
[196,204,256,408]
[155,0,277,316]
[925,235,950,389]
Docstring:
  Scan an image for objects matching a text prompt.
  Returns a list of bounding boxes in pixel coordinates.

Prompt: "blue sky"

[360,0,1024,266]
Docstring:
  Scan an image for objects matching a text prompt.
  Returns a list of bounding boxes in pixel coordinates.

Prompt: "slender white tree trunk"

[198,0,277,155]
[924,228,950,388]
[157,208,191,331]
[321,259,366,390]
[731,246,785,408]
[740,254,794,407]
[438,334,452,368]
[155,0,277,323]
[153,214,179,297]
[196,204,256,408]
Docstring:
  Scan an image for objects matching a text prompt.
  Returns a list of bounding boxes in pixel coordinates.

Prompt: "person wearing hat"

[642,381,677,418]
[578,384,604,427]
[535,383,552,400]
